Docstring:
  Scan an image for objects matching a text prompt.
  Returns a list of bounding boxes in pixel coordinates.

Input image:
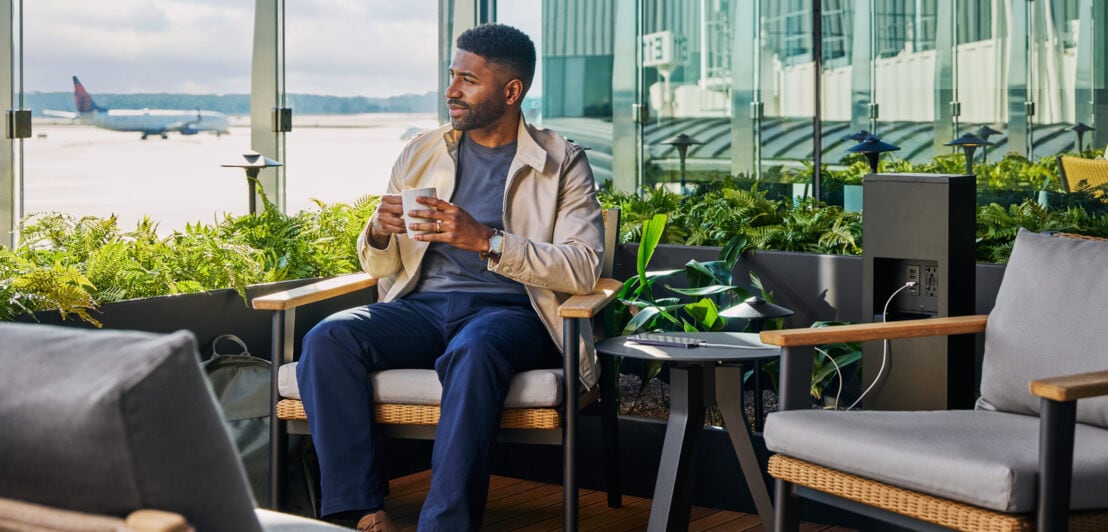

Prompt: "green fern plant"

[2,187,380,325]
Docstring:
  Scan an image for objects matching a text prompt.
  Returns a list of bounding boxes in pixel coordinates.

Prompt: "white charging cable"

[846,281,917,411]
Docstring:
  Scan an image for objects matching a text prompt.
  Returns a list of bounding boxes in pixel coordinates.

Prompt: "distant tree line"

[24,91,437,115]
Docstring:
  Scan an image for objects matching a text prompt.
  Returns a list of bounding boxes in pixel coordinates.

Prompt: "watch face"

[489,233,503,255]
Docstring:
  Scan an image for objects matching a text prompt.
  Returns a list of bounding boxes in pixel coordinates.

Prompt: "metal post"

[246,169,260,215]
[678,147,687,195]
[812,0,823,201]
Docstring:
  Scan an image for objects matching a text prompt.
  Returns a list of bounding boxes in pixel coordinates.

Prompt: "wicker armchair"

[250,208,623,529]
[760,230,1108,532]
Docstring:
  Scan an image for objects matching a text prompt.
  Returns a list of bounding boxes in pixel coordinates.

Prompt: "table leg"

[753,362,764,431]
[716,365,774,527]
[647,365,706,532]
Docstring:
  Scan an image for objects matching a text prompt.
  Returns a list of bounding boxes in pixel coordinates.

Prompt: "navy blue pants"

[297,291,559,531]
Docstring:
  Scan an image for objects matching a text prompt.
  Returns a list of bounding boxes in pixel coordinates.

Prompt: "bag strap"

[212,334,251,358]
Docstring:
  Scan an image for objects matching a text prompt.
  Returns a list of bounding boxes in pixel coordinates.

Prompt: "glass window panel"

[534,0,616,185]
[22,0,254,233]
[760,0,816,199]
[497,0,544,124]
[284,1,438,209]
[638,1,734,192]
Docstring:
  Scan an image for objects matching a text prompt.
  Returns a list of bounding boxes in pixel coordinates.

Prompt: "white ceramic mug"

[401,187,437,238]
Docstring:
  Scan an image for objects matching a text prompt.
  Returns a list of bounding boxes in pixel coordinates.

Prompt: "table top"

[595,331,781,363]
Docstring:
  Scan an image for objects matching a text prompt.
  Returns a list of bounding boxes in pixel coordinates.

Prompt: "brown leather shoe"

[356,510,399,532]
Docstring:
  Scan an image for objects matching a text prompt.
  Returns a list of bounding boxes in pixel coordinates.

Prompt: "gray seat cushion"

[278,363,564,408]
[764,409,1108,512]
[0,323,262,532]
[980,229,1108,427]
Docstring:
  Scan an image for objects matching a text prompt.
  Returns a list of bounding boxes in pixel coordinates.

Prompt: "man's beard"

[448,98,507,131]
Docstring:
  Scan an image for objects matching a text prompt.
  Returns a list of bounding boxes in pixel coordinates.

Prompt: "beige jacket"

[357,118,605,388]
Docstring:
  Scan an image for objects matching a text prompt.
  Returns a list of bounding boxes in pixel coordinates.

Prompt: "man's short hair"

[456,23,537,94]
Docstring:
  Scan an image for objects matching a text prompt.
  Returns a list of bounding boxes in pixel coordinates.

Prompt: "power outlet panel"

[923,265,938,297]
[906,265,921,295]
[875,258,941,318]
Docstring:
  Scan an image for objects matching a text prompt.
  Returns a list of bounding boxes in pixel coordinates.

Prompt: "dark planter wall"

[618,244,1007,324]
[619,244,1007,386]
[19,278,378,361]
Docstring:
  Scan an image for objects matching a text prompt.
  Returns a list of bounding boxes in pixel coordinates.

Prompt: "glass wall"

[497,0,544,125]
[3,1,438,240]
[284,1,438,211]
[536,0,617,186]
[535,0,1108,207]
[17,0,255,233]
[4,0,1106,243]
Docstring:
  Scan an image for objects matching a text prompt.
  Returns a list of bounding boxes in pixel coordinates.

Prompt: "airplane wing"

[42,109,79,120]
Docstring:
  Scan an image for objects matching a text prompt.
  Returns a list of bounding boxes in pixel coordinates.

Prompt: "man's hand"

[368,194,405,249]
[408,196,495,252]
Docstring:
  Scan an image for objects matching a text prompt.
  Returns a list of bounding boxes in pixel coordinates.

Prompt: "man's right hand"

[368,194,405,249]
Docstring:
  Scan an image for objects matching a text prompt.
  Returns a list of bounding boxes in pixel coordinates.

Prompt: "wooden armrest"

[251,273,378,311]
[1030,369,1108,402]
[0,497,190,532]
[558,277,624,319]
[125,509,192,532]
[759,314,988,347]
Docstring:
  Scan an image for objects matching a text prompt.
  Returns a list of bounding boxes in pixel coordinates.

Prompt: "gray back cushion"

[0,323,262,532]
[980,229,1108,427]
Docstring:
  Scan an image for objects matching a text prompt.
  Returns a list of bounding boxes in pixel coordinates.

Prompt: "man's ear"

[504,79,525,106]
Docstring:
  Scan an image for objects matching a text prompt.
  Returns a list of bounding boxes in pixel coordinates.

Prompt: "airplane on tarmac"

[43,76,231,139]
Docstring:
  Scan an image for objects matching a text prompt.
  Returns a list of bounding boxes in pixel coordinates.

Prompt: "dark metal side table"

[595,332,778,531]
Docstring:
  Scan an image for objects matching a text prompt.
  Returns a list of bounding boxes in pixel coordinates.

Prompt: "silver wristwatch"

[483,229,504,259]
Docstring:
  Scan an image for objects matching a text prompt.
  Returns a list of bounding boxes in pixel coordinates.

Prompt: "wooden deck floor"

[383,470,850,531]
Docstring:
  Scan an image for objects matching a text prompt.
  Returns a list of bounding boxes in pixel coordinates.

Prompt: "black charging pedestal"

[861,173,976,410]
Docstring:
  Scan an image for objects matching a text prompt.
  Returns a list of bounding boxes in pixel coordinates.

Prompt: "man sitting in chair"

[296,23,605,532]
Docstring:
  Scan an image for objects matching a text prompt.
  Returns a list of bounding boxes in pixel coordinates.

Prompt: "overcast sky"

[20,0,541,98]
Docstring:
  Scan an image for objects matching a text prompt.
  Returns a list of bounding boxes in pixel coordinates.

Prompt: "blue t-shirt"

[415,133,527,295]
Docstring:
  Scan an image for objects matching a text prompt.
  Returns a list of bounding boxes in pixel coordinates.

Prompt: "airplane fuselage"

[80,109,231,138]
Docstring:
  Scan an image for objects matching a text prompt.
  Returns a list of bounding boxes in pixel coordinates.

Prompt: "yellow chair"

[251,208,623,529]
[1056,156,1108,197]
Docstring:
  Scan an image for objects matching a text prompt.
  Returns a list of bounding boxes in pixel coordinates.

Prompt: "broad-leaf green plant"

[610,214,769,413]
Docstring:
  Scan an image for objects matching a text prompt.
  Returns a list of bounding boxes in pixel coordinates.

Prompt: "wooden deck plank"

[377,470,837,531]
[485,489,610,532]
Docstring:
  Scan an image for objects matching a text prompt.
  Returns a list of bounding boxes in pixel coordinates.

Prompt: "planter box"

[619,243,1005,326]
[17,278,378,361]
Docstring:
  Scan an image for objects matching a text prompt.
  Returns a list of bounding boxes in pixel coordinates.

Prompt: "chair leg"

[268,308,294,511]
[269,418,288,510]
[1038,398,1076,532]
[599,354,622,508]
[774,478,800,532]
[563,318,580,532]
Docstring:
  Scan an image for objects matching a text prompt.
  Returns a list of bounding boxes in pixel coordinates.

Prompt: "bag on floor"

[202,334,271,506]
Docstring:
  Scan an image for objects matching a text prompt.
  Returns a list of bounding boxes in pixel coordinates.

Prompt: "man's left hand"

[408,196,495,252]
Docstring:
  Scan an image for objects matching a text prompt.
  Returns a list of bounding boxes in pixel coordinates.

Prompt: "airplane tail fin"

[72,76,103,113]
